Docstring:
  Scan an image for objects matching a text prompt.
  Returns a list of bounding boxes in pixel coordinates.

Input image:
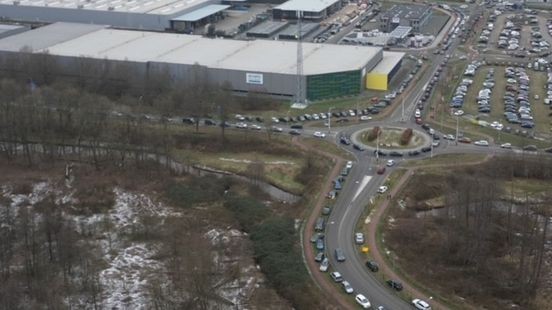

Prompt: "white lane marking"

[352,175,372,202]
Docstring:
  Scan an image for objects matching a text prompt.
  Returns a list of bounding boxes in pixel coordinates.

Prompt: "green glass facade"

[306,70,361,101]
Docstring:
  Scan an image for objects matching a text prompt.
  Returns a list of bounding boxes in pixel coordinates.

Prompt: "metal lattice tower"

[295,10,304,105]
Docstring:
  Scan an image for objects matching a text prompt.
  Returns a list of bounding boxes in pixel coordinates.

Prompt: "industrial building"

[365,52,403,91]
[0,22,404,101]
[0,0,229,31]
[379,4,432,33]
[273,0,344,21]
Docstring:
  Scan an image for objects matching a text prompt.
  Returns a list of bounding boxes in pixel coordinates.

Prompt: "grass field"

[173,149,306,194]
[300,137,355,161]
[402,153,488,168]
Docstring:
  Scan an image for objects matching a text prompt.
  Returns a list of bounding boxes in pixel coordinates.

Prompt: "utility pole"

[401,97,405,122]
[430,140,433,158]
[294,10,304,106]
[455,115,459,146]
[328,107,333,134]
[376,131,379,162]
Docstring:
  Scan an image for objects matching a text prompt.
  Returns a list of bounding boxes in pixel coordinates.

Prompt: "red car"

[458,137,472,144]
[377,166,386,175]
[415,118,423,125]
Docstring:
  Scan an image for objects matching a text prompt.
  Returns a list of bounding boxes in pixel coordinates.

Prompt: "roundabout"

[351,125,432,152]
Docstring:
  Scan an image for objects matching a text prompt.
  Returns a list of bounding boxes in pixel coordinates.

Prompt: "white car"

[453,109,464,116]
[313,131,326,138]
[386,159,395,167]
[346,161,353,169]
[500,143,512,149]
[236,122,248,129]
[250,124,262,130]
[360,115,372,121]
[342,281,354,294]
[319,257,329,272]
[313,114,320,120]
[349,110,356,117]
[444,134,455,140]
[271,126,283,133]
[320,113,328,119]
[474,140,489,146]
[271,117,279,123]
[412,299,432,310]
[330,271,343,282]
[355,232,364,244]
[415,109,421,118]
[355,294,371,309]
[235,114,245,121]
[378,186,388,194]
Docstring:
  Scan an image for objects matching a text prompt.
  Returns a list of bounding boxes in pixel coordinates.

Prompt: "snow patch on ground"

[100,244,163,310]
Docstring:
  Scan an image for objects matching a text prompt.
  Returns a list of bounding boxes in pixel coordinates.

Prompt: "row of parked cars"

[502,66,535,128]
[497,19,522,51]
[450,61,482,109]
[476,68,496,114]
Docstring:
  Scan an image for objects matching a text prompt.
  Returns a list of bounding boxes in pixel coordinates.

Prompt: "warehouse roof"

[0,0,214,15]
[275,0,340,13]
[171,4,230,22]
[0,22,105,52]
[0,23,383,75]
[370,51,404,74]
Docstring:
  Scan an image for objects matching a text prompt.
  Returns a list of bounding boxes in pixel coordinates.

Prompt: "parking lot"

[451,64,552,137]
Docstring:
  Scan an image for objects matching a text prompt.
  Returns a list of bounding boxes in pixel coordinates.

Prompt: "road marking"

[352,175,372,202]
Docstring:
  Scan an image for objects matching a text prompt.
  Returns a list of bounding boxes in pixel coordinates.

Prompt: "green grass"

[300,138,355,161]
[172,149,305,194]
[504,178,552,196]
[360,128,425,149]
[530,70,551,135]
[402,153,487,168]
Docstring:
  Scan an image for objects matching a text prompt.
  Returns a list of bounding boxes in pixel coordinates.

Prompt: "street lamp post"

[376,131,379,162]
[328,107,333,134]
[455,115,459,146]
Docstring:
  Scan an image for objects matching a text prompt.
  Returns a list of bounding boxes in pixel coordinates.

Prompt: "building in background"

[272,0,344,21]
[0,22,403,101]
[0,0,228,31]
[379,4,431,33]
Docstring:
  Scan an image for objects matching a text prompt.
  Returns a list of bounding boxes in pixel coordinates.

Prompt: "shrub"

[400,128,413,145]
[366,126,381,142]
[166,175,230,208]
[224,196,268,233]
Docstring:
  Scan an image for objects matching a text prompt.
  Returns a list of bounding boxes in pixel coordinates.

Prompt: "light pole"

[455,115,459,146]
[401,98,405,122]
[328,107,333,134]
[376,130,380,162]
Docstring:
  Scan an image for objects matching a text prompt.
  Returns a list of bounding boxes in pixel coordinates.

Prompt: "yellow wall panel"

[366,73,388,91]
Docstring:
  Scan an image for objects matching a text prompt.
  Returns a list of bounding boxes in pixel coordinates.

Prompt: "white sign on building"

[246,73,264,85]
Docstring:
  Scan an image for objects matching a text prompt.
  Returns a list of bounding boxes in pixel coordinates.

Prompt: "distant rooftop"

[389,26,412,39]
[382,4,431,21]
[275,0,340,13]
[171,4,229,22]
[0,0,213,15]
[370,51,404,74]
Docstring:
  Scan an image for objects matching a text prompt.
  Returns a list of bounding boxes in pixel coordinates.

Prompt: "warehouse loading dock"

[366,52,404,91]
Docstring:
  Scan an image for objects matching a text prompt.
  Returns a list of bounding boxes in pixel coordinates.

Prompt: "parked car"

[355,294,371,309]
[316,238,324,251]
[330,271,343,282]
[289,129,301,135]
[355,233,364,244]
[314,252,324,262]
[342,281,354,294]
[319,257,329,272]
[500,143,512,149]
[412,299,432,310]
[386,280,403,291]
[523,145,538,151]
[377,186,389,194]
[377,166,386,175]
[386,159,395,167]
[366,261,379,272]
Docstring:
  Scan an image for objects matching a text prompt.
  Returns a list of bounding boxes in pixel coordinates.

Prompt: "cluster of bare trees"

[0,193,103,309]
